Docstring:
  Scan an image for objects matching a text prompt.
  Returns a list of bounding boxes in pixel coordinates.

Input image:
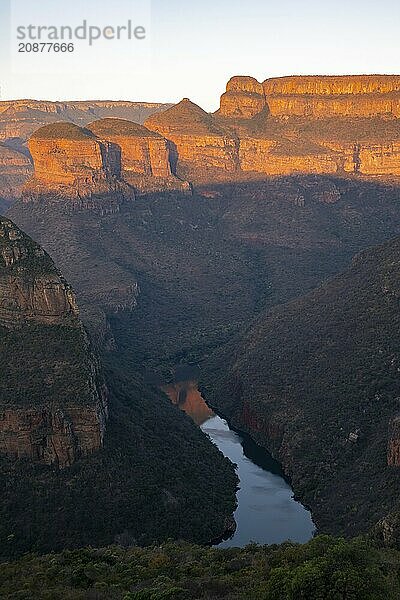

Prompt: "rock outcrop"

[24,122,131,203]
[219,76,268,119]
[87,118,188,193]
[24,119,189,199]
[87,118,171,177]
[0,101,172,198]
[0,218,77,325]
[0,217,108,467]
[213,74,400,177]
[145,99,239,178]
[219,75,400,120]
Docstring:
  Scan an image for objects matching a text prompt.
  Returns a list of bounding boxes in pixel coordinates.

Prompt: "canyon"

[3,74,400,208]
[5,73,400,557]
[0,221,237,558]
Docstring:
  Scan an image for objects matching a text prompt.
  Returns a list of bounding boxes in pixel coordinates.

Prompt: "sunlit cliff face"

[162,380,214,426]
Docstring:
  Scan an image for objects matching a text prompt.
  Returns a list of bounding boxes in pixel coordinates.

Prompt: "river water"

[201,415,315,547]
[163,379,315,548]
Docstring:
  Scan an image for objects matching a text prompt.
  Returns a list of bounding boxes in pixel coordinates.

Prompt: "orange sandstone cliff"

[0,217,108,467]
[24,122,131,203]
[145,99,239,179]
[214,74,400,177]
[87,118,188,193]
[15,74,400,191]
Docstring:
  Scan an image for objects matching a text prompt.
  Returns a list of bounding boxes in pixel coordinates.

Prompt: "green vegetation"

[30,122,95,140]
[1,536,399,599]
[205,234,400,543]
[87,118,160,138]
[0,323,94,407]
[0,359,237,560]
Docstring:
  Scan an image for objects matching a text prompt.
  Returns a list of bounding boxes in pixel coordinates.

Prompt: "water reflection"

[202,415,315,548]
[163,379,315,547]
[162,380,214,426]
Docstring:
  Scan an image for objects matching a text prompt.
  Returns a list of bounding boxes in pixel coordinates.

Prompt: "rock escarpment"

[0,217,108,467]
[24,120,189,200]
[11,74,400,190]
[0,100,172,199]
[213,74,400,177]
[145,99,239,179]
[24,122,131,204]
[87,118,188,193]
[219,74,400,119]
[219,76,268,119]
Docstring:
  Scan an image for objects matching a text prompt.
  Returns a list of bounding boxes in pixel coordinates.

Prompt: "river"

[162,379,315,548]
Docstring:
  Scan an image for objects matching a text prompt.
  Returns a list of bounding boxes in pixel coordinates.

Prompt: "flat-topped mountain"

[25,119,188,200]
[25,121,131,203]
[220,74,400,119]
[0,100,172,203]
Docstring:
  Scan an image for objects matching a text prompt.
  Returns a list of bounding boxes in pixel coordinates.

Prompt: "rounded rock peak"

[145,98,210,126]
[145,98,220,135]
[87,117,161,138]
[30,122,95,141]
[226,76,264,95]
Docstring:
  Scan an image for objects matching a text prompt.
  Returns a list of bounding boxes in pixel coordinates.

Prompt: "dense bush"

[1,536,399,599]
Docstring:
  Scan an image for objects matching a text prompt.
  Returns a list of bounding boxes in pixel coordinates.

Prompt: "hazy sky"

[1,0,400,110]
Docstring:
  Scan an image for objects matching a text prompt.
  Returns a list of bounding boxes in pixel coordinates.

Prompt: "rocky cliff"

[6,75,400,193]
[219,74,400,119]
[24,122,131,203]
[0,217,108,467]
[23,119,190,200]
[0,144,33,202]
[87,118,188,193]
[145,98,239,179]
[0,100,172,200]
[212,74,400,177]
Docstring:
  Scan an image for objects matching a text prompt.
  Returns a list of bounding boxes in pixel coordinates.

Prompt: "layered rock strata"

[145,99,239,177]
[87,118,188,193]
[214,74,400,176]
[0,217,108,467]
[24,122,131,203]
